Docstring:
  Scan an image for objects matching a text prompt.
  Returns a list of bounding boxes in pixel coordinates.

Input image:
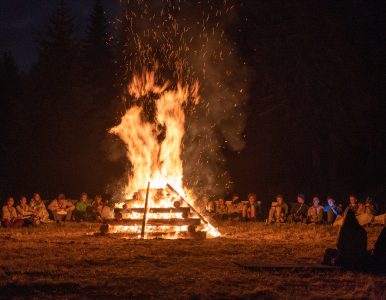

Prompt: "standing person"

[307,197,324,224]
[16,196,38,226]
[73,192,92,221]
[288,194,308,223]
[242,193,261,221]
[48,194,75,222]
[2,197,24,228]
[30,193,51,223]
[268,194,288,223]
[324,197,342,224]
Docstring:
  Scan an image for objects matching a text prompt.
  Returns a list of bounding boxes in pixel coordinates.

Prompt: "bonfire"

[107,67,220,239]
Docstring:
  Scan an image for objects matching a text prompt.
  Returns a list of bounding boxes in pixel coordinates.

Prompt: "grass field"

[0,222,385,299]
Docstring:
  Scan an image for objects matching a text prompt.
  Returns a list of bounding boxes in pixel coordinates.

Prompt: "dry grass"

[0,222,385,299]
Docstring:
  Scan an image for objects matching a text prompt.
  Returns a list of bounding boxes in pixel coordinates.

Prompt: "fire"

[109,67,220,239]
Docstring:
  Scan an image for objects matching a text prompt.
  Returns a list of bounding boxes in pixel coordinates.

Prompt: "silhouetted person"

[324,209,369,268]
[372,227,386,267]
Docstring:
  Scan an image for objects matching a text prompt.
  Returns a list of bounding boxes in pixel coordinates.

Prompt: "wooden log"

[166,184,208,225]
[141,181,151,239]
[106,218,201,226]
[120,207,190,214]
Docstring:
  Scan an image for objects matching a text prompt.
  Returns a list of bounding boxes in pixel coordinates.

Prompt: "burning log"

[106,218,201,226]
[140,181,151,239]
[119,207,190,214]
[166,184,208,225]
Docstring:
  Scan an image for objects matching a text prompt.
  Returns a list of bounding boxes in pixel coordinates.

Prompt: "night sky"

[0,0,119,71]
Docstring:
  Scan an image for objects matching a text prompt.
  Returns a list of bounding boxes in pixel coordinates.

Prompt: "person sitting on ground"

[214,198,228,221]
[2,197,24,228]
[334,195,359,226]
[231,193,242,205]
[242,193,261,221]
[91,194,104,222]
[16,196,38,226]
[346,194,359,214]
[197,195,209,214]
[48,193,75,222]
[268,194,288,223]
[372,227,386,267]
[30,193,51,223]
[227,193,243,220]
[323,209,369,268]
[101,198,113,220]
[287,194,308,223]
[324,197,342,224]
[73,192,93,222]
[307,197,324,224]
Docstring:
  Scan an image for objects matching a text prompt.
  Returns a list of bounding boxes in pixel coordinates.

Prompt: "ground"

[0,222,385,299]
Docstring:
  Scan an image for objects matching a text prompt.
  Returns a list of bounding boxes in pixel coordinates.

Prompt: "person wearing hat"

[287,194,308,223]
[48,193,75,222]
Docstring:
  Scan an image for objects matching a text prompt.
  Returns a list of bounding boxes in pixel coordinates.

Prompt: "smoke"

[115,0,250,198]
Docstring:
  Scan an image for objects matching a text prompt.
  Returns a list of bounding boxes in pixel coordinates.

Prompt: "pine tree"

[82,0,115,108]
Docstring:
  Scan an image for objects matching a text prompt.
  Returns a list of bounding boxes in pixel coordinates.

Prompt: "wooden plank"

[122,207,190,214]
[106,218,201,226]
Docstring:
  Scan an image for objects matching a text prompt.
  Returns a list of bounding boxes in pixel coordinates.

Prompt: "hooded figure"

[372,227,386,266]
[336,209,369,267]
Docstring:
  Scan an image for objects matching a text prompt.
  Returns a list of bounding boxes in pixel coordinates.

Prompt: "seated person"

[227,193,243,220]
[307,197,324,224]
[73,192,93,221]
[334,195,359,226]
[324,197,342,224]
[231,193,241,205]
[91,194,104,222]
[268,194,288,223]
[372,227,386,267]
[30,193,51,223]
[287,194,308,223]
[205,198,216,216]
[48,193,75,222]
[214,198,228,221]
[323,209,369,268]
[16,196,38,226]
[2,197,24,228]
[197,195,209,214]
[101,198,113,220]
[345,194,359,214]
[242,193,261,221]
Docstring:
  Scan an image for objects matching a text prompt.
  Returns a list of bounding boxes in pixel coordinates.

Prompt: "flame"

[109,67,220,239]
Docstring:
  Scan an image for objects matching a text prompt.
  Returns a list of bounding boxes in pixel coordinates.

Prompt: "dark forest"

[0,0,385,207]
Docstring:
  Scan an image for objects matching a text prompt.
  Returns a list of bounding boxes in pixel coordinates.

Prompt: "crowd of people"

[199,193,386,226]
[1,193,113,228]
[1,192,385,229]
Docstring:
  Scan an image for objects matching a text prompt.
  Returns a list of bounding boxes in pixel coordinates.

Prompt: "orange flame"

[109,67,220,238]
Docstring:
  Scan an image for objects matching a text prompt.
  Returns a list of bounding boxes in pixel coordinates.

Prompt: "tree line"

[0,0,385,204]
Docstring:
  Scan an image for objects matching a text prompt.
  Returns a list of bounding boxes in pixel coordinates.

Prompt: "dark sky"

[0,0,120,71]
